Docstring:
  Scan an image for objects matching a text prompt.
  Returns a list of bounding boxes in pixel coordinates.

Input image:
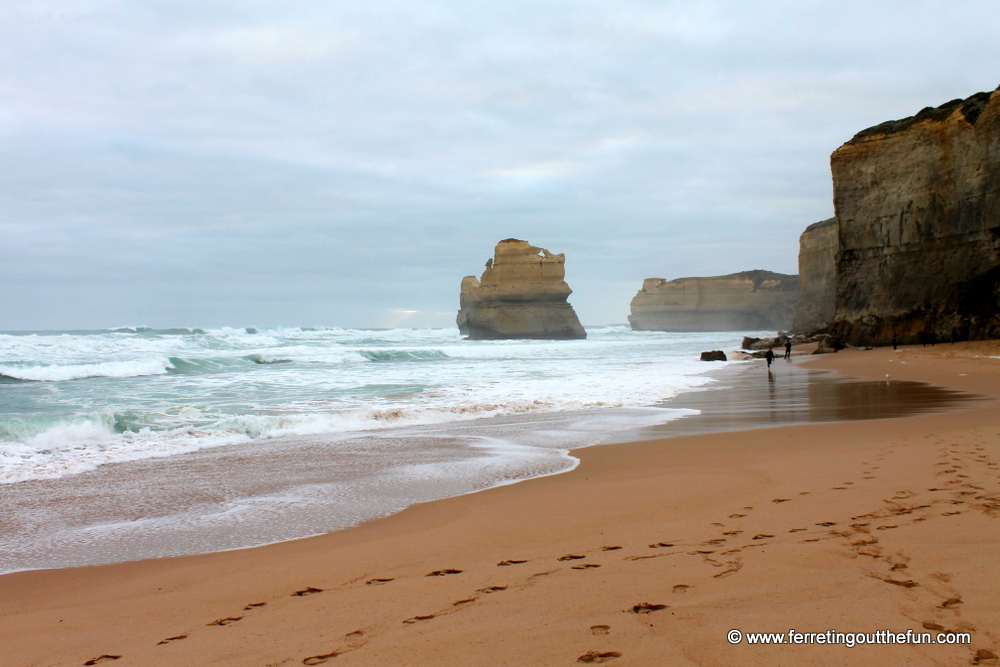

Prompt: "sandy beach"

[2,342,999,667]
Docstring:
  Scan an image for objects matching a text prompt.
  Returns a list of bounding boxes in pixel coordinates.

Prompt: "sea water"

[0,325,753,572]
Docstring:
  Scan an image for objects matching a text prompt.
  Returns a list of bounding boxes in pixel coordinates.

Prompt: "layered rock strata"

[457,239,586,340]
[628,270,800,332]
[791,217,838,333]
[827,88,1000,345]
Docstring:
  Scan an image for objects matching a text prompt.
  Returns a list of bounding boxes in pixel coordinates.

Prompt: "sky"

[2,0,999,330]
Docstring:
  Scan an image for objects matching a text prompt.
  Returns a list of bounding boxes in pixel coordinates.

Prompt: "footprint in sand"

[156,635,188,645]
[591,625,611,635]
[292,587,324,596]
[922,621,946,631]
[851,538,879,546]
[816,521,837,527]
[244,602,267,610]
[346,630,364,639]
[713,564,742,578]
[577,651,622,663]
[751,534,774,540]
[877,577,919,588]
[84,656,121,665]
[426,569,463,576]
[207,616,243,626]
[648,542,674,549]
[572,563,602,570]
[367,578,394,585]
[453,598,477,606]
[628,602,667,614]
[497,559,528,566]
[403,614,437,624]
[303,650,341,664]
[939,597,963,609]
[601,546,622,551]
[477,586,508,593]
[672,584,692,593]
[972,649,1000,665]
[729,513,747,519]
[789,528,806,533]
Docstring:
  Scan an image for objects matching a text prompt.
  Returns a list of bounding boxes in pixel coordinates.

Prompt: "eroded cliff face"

[791,217,838,333]
[628,270,800,332]
[828,88,1000,345]
[457,239,586,339]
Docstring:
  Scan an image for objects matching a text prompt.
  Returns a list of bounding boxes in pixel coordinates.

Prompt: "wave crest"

[0,358,173,382]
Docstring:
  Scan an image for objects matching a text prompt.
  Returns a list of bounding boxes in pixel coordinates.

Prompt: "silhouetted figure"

[892,332,897,350]
[784,340,792,359]
[765,347,774,369]
[951,328,958,344]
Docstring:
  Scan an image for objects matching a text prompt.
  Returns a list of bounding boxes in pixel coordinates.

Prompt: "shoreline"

[1,348,976,576]
[2,342,999,666]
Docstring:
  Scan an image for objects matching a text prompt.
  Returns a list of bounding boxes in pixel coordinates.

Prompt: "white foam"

[0,358,173,382]
[0,326,759,485]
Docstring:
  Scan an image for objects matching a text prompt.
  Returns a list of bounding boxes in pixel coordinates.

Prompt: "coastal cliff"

[827,87,1000,345]
[628,270,800,332]
[457,239,586,340]
[791,217,838,333]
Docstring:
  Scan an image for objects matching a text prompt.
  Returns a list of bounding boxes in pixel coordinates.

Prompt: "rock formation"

[457,239,586,340]
[628,271,800,332]
[826,87,1000,345]
[791,217,838,333]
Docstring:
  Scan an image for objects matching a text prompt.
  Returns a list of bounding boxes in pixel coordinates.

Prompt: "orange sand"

[2,342,999,666]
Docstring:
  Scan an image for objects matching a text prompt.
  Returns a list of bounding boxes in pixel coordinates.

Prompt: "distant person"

[892,332,897,350]
[951,327,958,344]
[765,347,774,369]
[784,340,792,359]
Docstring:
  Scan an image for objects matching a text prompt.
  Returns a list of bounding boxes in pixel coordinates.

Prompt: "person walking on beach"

[765,347,774,369]
[784,340,792,359]
[892,332,897,350]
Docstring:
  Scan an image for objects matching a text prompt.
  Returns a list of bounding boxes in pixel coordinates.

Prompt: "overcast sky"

[2,0,998,330]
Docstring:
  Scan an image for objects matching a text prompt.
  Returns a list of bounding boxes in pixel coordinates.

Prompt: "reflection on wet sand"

[621,358,982,440]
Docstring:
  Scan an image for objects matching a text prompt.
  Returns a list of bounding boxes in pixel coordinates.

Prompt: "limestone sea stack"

[628,270,800,332]
[791,217,838,333]
[826,87,1000,345]
[457,239,586,340]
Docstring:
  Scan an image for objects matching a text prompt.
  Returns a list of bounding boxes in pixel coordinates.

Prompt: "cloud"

[1,0,999,329]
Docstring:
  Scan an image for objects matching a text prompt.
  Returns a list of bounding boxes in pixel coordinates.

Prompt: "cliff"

[791,217,838,333]
[628,270,800,332]
[457,239,586,340]
[827,87,1000,345]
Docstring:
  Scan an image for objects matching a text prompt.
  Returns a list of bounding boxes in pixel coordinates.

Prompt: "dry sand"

[2,342,999,667]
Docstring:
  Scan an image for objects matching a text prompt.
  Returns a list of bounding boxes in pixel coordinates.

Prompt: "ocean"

[0,325,753,573]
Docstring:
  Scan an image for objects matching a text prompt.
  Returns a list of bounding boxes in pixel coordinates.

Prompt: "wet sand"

[1,342,999,666]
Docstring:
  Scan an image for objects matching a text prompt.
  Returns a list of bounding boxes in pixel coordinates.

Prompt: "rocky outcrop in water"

[826,87,1000,345]
[791,218,838,333]
[457,239,586,340]
[628,271,800,332]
